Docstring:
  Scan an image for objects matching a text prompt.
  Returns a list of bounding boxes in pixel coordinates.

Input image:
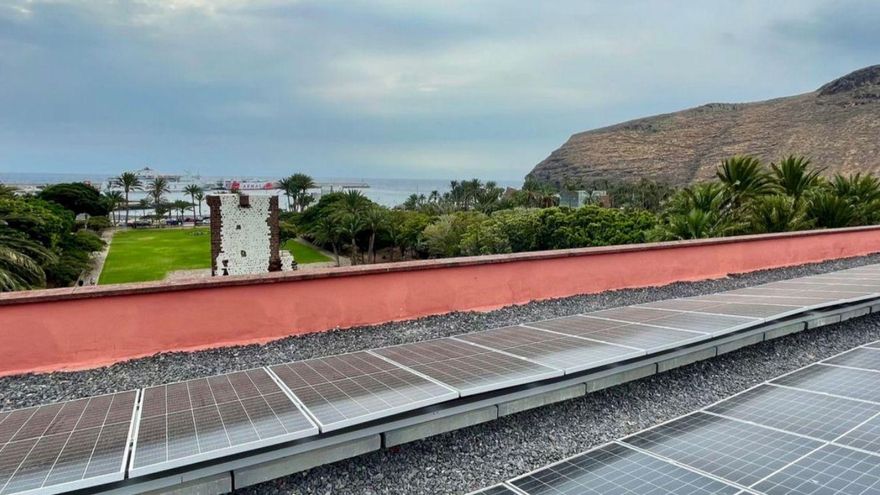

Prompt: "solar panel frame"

[453,326,645,374]
[268,351,458,432]
[466,483,521,495]
[129,368,318,477]
[752,444,880,495]
[0,390,138,495]
[581,307,760,336]
[621,412,824,487]
[508,441,742,495]
[771,364,880,404]
[527,317,707,354]
[822,347,880,372]
[370,338,563,396]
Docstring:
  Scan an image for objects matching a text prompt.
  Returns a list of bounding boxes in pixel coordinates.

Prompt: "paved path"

[77,228,115,286]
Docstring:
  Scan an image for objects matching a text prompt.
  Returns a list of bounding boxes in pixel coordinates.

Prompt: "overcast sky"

[0,0,877,180]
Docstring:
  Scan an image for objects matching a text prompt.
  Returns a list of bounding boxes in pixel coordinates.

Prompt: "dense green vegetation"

[0,184,106,291]
[291,155,880,265]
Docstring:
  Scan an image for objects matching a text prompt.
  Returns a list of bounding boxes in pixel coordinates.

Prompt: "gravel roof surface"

[2,253,880,494]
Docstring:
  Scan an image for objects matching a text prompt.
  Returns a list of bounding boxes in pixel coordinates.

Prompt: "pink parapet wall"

[1,225,880,376]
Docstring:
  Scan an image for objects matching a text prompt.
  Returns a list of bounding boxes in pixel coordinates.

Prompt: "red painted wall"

[1,226,879,376]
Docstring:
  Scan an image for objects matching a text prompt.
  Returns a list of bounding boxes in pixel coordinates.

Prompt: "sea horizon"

[0,171,524,208]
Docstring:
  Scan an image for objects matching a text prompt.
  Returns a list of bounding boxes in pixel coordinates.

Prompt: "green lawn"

[99,228,211,284]
[99,229,333,285]
[283,238,333,264]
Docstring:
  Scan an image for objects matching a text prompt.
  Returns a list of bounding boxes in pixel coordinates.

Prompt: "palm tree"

[147,177,170,208]
[183,184,203,227]
[111,172,143,225]
[362,205,388,263]
[770,155,823,206]
[277,176,296,211]
[0,224,55,292]
[194,191,205,218]
[331,190,370,264]
[171,200,192,223]
[102,190,125,225]
[716,155,772,209]
[291,173,316,212]
[807,191,855,228]
[749,195,810,233]
[308,217,342,267]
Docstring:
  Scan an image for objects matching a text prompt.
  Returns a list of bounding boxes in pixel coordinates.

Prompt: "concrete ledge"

[383,406,498,448]
[234,435,380,489]
[764,322,807,341]
[872,304,880,313]
[142,474,231,495]
[657,347,717,373]
[807,313,843,329]
[717,332,764,355]
[841,306,871,322]
[586,363,656,393]
[498,384,586,416]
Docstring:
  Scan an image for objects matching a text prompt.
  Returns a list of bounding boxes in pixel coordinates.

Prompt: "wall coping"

[3,225,879,307]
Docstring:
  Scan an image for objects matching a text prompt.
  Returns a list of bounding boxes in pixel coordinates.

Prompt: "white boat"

[103,167,210,192]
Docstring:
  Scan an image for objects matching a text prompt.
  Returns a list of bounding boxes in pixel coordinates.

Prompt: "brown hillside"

[529,65,880,186]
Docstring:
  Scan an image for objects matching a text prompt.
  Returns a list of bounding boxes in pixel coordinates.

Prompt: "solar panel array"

[5,265,880,493]
[130,368,317,477]
[0,391,136,495]
[478,342,880,495]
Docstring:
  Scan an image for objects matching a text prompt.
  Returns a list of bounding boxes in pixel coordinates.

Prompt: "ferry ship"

[103,167,214,192]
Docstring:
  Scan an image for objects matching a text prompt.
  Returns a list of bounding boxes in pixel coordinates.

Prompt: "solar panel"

[585,306,681,324]
[130,368,317,477]
[823,347,880,372]
[0,391,137,495]
[468,484,519,495]
[698,293,834,308]
[528,317,706,353]
[684,301,804,319]
[836,415,880,455]
[454,325,644,374]
[762,281,873,294]
[771,364,880,403]
[868,342,880,350]
[371,338,562,396]
[268,351,457,432]
[753,445,880,494]
[585,308,758,336]
[622,412,822,487]
[509,442,741,495]
[706,384,880,441]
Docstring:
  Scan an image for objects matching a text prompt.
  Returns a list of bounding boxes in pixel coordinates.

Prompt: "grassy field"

[99,228,211,284]
[283,238,333,264]
[100,228,333,284]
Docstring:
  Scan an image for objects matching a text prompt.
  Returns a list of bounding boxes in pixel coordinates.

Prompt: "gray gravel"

[2,253,880,494]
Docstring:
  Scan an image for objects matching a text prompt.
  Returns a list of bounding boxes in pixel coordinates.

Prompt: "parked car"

[126,219,152,228]
[165,218,182,226]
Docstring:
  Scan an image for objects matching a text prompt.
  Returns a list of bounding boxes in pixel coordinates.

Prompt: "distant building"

[207,194,295,276]
[559,190,610,208]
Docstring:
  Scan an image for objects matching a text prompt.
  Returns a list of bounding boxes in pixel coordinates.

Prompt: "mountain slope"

[529,65,880,186]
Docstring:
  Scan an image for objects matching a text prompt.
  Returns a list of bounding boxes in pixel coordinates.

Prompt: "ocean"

[0,172,523,208]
